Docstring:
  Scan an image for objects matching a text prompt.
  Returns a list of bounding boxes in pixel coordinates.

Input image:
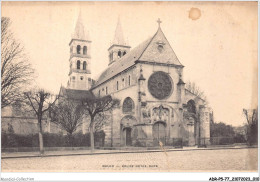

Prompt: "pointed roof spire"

[72,10,88,40]
[112,16,127,46]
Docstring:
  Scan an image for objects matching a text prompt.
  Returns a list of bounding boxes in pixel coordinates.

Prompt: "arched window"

[128,75,131,86]
[77,60,80,69]
[122,78,125,88]
[110,52,113,61]
[187,100,196,114]
[123,51,126,56]
[118,51,121,58]
[123,97,135,113]
[83,61,87,70]
[83,46,87,55]
[77,45,81,54]
[158,44,164,52]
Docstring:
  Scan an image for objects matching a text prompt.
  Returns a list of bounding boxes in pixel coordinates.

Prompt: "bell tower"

[108,17,131,65]
[67,12,92,90]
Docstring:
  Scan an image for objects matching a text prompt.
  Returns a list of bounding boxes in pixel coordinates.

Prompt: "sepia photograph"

[0,1,258,180]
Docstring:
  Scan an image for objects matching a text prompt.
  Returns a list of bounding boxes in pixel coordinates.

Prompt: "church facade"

[61,14,211,147]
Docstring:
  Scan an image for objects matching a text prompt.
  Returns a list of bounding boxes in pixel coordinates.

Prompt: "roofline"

[136,60,184,68]
[159,27,184,67]
[108,44,131,51]
[90,64,137,90]
[60,87,95,100]
[136,30,158,60]
[185,88,205,102]
[91,60,184,90]
[69,39,92,46]
[91,26,184,90]
[139,26,184,67]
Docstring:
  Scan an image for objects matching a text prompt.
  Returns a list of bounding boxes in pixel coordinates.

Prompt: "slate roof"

[93,36,153,87]
[60,87,94,100]
[93,27,183,88]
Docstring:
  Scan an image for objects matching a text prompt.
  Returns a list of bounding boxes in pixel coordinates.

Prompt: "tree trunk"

[38,122,44,155]
[90,121,95,152]
[68,133,73,147]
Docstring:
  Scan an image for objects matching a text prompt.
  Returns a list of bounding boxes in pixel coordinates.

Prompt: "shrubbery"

[1,130,106,148]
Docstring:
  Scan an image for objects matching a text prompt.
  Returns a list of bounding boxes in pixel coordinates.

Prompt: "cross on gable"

[157,18,162,27]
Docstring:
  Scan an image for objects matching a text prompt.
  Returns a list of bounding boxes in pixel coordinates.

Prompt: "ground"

[1,148,258,172]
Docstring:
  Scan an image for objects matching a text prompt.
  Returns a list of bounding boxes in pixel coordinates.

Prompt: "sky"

[2,1,258,126]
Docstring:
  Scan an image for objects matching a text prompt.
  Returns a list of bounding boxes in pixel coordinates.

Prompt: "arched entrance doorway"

[121,115,137,146]
[153,122,166,146]
[123,127,132,146]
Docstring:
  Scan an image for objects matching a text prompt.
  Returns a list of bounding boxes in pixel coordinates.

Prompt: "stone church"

[60,13,211,147]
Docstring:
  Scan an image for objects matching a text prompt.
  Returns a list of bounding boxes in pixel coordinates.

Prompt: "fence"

[199,136,247,147]
[1,131,105,148]
[210,137,234,145]
[2,133,248,152]
[133,137,245,148]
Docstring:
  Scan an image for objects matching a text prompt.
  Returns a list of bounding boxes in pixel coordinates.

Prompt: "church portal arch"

[123,127,132,146]
[121,115,137,146]
[152,121,166,146]
[121,115,137,127]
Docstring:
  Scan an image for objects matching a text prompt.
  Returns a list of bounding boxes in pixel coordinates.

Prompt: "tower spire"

[108,16,131,65]
[72,11,87,40]
[112,16,127,46]
[68,10,92,90]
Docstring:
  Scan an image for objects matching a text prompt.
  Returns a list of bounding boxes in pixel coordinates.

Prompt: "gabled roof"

[59,86,94,100]
[93,37,152,87]
[93,27,184,88]
[138,27,182,65]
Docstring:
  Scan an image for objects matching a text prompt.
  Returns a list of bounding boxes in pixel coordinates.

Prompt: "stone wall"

[1,116,62,135]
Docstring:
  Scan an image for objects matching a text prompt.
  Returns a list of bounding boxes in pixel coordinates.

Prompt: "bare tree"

[24,89,58,154]
[49,98,85,146]
[81,95,119,152]
[185,80,207,103]
[243,108,258,145]
[94,112,108,132]
[1,17,34,108]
